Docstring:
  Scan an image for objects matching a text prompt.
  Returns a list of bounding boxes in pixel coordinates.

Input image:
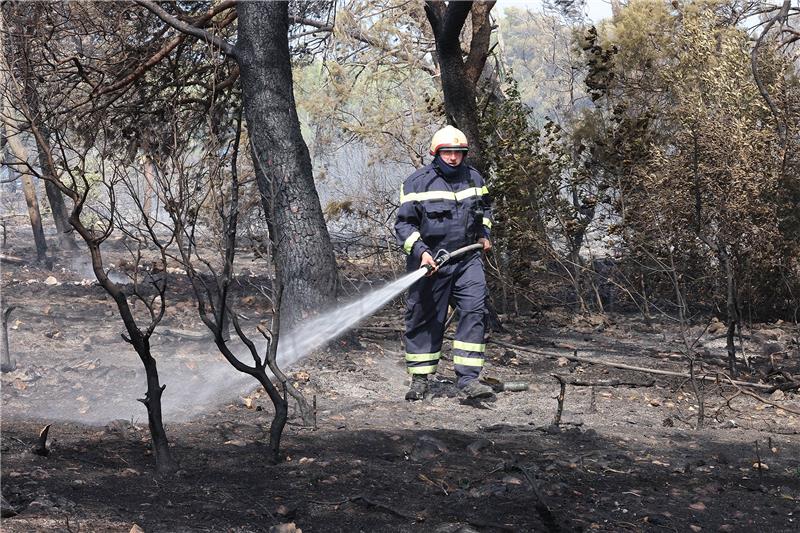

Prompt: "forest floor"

[2,226,800,532]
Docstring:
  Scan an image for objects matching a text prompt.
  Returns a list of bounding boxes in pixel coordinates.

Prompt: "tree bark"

[4,126,48,262]
[0,24,48,263]
[142,154,157,221]
[425,1,495,176]
[1,304,16,372]
[235,1,337,330]
[138,347,174,474]
[87,242,176,474]
[717,240,739,377]
[11,13,76,250]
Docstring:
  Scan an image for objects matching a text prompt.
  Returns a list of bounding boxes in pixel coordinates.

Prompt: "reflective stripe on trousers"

[404,252,486,388]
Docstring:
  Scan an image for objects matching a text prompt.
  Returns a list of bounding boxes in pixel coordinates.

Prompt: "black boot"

[405,374,429,401]
[460,379,495,400]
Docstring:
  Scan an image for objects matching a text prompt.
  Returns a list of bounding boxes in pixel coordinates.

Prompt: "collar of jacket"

[433,155,466,181]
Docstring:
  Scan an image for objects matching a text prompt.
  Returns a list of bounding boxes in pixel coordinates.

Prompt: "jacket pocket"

[422,202,452,237]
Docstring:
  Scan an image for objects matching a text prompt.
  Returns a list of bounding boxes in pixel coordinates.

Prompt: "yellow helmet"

[429,125,469,155]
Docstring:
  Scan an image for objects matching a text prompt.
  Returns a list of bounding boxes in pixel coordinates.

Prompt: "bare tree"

[4,69,177,473]
[151,106,311,462]
[134,0,338,331]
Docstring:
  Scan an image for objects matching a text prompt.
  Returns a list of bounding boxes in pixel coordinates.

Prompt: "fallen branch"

[0,254,25,265]
[552,376,655,388]
[492,339,787,392]
[722,375,800,416]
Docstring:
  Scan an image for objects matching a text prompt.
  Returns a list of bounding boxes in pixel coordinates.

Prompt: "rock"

[466,438,492,456]
[769,390,785,402]
[269,523,301,533]
[410,435,448,461]
[502,475,524,486]
[707,317,724,334]
[130,524,146,533]
[44,276,59,286]
[645,514,669,526]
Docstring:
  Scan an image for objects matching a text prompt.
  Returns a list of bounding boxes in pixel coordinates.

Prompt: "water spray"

[275,242,485,369]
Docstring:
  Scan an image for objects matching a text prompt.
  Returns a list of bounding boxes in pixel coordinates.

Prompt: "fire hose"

[422,242,484,274]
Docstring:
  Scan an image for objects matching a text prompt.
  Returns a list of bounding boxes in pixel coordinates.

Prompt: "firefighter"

[395,125,495,401]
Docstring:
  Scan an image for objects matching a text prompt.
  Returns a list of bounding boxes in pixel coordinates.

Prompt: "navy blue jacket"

[395,161,493,266]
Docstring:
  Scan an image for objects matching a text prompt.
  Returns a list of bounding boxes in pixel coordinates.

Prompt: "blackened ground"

[2,232,800,532]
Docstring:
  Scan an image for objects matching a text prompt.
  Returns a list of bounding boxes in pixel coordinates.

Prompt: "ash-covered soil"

[2,230,800,532]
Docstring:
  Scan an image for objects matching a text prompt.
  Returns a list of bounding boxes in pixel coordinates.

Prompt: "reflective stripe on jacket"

[395,162,493,265]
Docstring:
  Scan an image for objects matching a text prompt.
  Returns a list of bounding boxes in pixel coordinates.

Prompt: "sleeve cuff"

[411,241,431,263]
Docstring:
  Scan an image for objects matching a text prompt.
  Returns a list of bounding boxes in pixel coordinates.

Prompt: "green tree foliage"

[584,0,800,320]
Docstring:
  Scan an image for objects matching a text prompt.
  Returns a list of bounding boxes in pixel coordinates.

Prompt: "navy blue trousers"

[404,252,486,388]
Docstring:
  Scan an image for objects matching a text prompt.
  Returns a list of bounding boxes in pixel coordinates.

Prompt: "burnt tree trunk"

[1,304,16,372]
[88,244,176,474]
[142,154,157,221]
[235,1,337,330]
[717,240,739,377]
[424,1,496,176]
[253,369,288,463]
[12,17,76,251]
[138,343,173,472]
[31,123,77,251]
[4,125,48,262]
[19,173,47,262]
